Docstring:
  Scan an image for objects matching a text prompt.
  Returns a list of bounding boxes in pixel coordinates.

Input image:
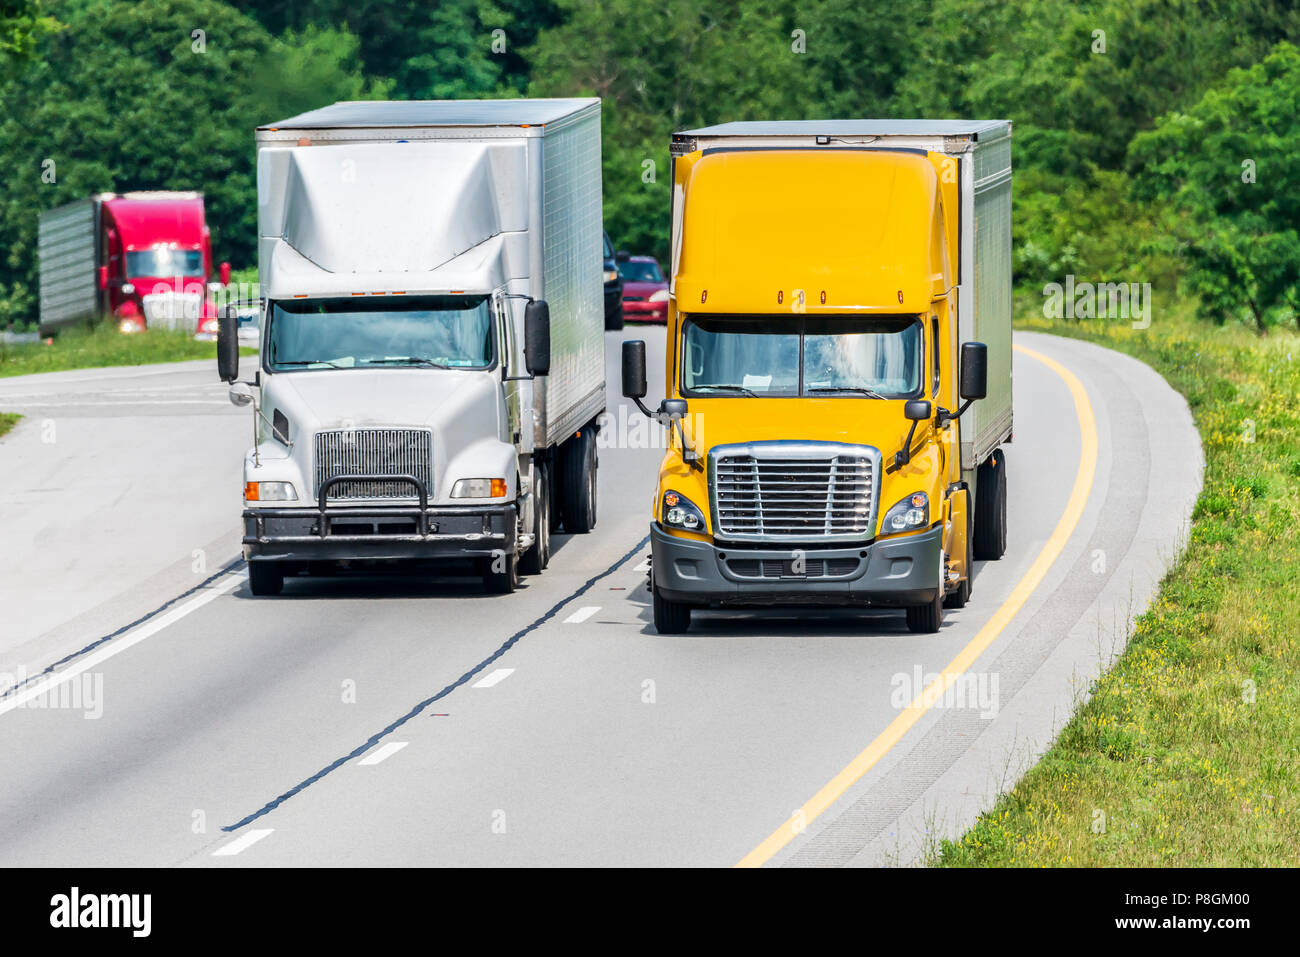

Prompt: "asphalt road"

[0,329,1201,867]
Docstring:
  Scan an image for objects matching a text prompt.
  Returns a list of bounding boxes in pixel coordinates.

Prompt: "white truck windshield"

[266,295,494,372]
[681,315,922,397]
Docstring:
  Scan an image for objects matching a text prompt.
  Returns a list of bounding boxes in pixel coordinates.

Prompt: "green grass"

[0,412,19,438]
[0,324,252,379]
[935,300,1300,866]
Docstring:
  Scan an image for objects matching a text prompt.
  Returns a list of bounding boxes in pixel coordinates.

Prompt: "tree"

[1130,41,1300,331]
[0,0,385,327]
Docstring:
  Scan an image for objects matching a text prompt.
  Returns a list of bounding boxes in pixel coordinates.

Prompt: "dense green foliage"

[2,0,1298,330]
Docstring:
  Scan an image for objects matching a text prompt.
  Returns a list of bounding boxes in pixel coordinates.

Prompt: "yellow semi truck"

[622,120,1013,634]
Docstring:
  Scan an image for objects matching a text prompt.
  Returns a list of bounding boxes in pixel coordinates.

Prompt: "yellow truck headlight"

[881,491,929,534]
[661,490,705,531]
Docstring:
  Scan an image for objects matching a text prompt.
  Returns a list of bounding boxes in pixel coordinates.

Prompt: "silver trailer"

[672,120,1013,472]
[225,99,606,595]
[37,199,100,335]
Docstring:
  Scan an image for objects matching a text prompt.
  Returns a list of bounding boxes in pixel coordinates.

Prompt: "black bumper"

[650,523,943,608]
[243,503,516,563]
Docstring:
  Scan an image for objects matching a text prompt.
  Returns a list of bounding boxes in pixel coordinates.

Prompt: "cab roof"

[679,119,1010,138]
[259,98,600,131]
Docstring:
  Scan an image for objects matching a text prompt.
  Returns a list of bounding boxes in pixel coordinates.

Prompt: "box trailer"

[620,119,1013,633]
[224,99,606,595]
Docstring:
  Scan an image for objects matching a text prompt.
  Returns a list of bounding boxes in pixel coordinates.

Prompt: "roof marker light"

[700,290,707,303]
[820,290,827,304]
[777,290,784,304]
[897,290,904,303]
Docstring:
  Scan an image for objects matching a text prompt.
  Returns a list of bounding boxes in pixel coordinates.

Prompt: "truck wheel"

[520,462,550,574]
[906,588,943,634]
[973,449,1007,561]
[653,585,691,634]
[247,561,285,597]
[481,551,518,594]
[561,428,597,533]
[605,304,624,331]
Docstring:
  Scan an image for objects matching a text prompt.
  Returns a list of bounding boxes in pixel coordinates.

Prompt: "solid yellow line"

[736,342,1099,868]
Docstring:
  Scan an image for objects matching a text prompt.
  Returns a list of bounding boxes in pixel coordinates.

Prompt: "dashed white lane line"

[0,571,243,719]
[472,668,514,689]
[212,828,274,857]
[634,560,650,572]
[564,606,600,624]
[358,741,408,766]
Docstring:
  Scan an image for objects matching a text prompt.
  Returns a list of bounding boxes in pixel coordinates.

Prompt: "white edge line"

[0,572,243,718]
[358,741,408,766]
[471,668,514,689]
[212,828,274,857]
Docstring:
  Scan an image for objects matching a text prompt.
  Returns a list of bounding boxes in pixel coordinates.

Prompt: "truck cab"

[623,121,1013,634]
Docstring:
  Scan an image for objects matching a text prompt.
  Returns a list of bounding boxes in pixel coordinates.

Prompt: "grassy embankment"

[0,324,258,439]
[936,299,1300,866]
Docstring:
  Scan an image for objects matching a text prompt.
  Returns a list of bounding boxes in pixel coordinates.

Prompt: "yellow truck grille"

[709,442,881,543]
[313,428,433,501]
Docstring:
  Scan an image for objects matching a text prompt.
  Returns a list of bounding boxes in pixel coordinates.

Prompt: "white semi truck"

[217,99,606,595]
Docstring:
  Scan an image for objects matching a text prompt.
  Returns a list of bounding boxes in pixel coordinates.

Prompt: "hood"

[270,367,500,432]
[682,396,917,457]
[622,280,667,298]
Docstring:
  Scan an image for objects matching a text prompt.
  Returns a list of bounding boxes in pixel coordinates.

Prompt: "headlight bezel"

[880,491,930,535]
[245,480,297,502]
[451,478,508,499]
[660,489,706,532]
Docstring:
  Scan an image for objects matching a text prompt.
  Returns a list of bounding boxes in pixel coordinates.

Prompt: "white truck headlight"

[661,490,705,531]
[245,481,297,502]
[604,268,619,283]
[452,478,507,498]
[881,492,929,534]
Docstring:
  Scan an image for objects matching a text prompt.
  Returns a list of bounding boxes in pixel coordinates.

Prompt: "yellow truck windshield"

[681,315,922,398]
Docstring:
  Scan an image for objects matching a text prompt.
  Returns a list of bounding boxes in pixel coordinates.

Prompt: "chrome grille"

[314,428,432,500]
[709,442,880,542]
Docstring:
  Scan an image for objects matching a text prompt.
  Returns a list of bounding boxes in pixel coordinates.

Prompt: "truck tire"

[560,428,597,533]
[653,585,691,634]
[906,588,943,633]
[519,462,550,574]
[973,449,1007,561]
[481,551,518,594]
[605,303,624,331]
[248,560,285,596]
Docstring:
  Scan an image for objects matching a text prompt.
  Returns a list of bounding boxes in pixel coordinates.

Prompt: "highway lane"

[0,329,1201,867]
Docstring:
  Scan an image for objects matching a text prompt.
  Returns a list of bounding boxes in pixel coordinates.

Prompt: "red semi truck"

[37,191,231,337]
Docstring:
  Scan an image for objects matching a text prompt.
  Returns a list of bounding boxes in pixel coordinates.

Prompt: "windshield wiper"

[692,384,758,397]
[276,359,345,369]
[806,386,888,399]
[364,357,453,369]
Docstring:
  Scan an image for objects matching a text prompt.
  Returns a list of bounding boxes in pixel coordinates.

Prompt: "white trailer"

[670,119,1013,472]
[223,99,606,595]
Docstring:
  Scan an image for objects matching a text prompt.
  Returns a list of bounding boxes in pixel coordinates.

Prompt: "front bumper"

[650,523,943,607]
[243,502,516,563]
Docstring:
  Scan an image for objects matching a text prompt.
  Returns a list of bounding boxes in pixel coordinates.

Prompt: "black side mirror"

[661,398,687,420]
[960,341,988,400]
[524,300,551,377]
[622,340,647,399]
[217,306,239,383]
[616,249,630,262]
[904,399,932,421]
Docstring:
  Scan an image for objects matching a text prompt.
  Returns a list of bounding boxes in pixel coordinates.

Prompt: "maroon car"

[618,255,668,323]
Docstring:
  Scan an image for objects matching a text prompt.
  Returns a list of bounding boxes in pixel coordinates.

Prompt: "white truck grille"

[141,292,202,331]
[709,442,881,542]
[314,429,433,501]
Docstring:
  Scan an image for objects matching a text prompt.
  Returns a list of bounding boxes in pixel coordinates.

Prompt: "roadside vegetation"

[0,412,19,438]
[0,325,249,379]
[937,301,1300,866]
